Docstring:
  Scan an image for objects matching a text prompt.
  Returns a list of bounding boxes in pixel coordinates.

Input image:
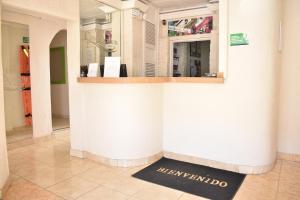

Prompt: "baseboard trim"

[70,149,84,158]
[52,114,69,119]
[70,149,275,174]
[164,151,275,174]
[278,152,300,162]
[70,149,163,167]
[0,175,12,199]
[85,152,163,167]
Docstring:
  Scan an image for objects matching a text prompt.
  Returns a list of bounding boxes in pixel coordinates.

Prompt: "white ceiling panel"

[147,0,210,11]
[80,0,107,20]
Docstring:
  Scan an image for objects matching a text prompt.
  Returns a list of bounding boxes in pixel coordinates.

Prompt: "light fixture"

[209,0,219,4]
[98,5,116,13]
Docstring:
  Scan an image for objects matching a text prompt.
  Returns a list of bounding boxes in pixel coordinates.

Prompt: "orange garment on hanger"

[19,45,32,126]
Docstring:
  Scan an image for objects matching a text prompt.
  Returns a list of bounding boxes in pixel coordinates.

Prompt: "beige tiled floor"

[4,129,300,200]
[6,117,69,145]
[52,117,70,131]
[6,126,33,144]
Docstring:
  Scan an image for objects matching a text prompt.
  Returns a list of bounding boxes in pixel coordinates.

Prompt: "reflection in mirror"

[172,40,213,77]
[80,0,121,71]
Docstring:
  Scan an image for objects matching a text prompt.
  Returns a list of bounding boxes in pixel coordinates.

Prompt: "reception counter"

[73,76,277,174]
[77,77,225,84]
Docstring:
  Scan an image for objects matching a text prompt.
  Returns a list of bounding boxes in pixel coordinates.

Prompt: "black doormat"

[132,157,246,200]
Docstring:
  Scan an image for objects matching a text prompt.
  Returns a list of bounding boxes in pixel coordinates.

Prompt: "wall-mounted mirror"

[80,0,121,68]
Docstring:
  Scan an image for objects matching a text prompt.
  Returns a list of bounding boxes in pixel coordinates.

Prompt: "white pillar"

[0,2,10,196]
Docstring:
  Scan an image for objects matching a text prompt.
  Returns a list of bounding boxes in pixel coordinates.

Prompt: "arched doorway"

[49,30,70,131]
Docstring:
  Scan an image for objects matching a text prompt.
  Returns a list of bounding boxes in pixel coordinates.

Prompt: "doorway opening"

[49,30,70,131]
[1,21,33,144]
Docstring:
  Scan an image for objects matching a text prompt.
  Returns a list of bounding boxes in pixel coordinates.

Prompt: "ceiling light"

[98,5,116,13]
[209,0,219,4]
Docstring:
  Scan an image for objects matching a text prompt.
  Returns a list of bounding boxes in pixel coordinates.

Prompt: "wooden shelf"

[77,77,224,84]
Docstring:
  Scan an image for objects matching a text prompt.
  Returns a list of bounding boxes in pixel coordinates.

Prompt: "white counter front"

[73,78,277,174]
[76,83,163,166]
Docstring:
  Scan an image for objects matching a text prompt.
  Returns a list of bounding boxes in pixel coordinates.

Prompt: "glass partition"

[80,0,121,75]
[79,0,222,78]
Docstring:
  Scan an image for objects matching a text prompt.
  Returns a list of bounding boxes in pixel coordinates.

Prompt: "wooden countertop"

[77,77,224,84]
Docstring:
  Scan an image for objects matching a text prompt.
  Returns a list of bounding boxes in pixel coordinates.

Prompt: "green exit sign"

[23,36,29,44]
[230,33,249,46]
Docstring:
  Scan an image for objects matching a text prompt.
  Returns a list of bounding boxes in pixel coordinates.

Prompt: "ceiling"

[80,0,213,19]
[80,0,108,20]
[146,0,210,11]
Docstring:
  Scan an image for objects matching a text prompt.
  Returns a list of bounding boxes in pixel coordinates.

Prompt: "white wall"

[163,0,281,167]
[50,30,69,118]
[66,2,84,153]
[1,22,29,130]
[278,0,300,155]
[0,3,10,196]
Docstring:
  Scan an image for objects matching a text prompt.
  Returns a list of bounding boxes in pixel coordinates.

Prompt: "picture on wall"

[168,16,213,37]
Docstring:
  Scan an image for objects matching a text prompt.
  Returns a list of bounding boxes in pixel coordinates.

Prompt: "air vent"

[145,21,155,46]
[145,63,155,77]
[132,9,143,18]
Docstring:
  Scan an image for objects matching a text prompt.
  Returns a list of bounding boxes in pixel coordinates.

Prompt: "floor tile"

[103,174,147,195]
[3,178,63,200]
[14,161,46,176]
[234,186,277,200]
[55,158,99,175]
[52,117,70,131]
[8,155,36,174]
[179,193,208,200]
[6,127,32,144]
[77,165,122,185]
[76,186,128,200]
[234,160,282,200]
[35,138,67,149]
[47,177,98,200]
[276,192,300,200]
[130,184,183,200]
[7,138,36,151]
[21,147,73,166]
[17,163,72,188]
[121,165,151,177]
[278,160,300,197]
